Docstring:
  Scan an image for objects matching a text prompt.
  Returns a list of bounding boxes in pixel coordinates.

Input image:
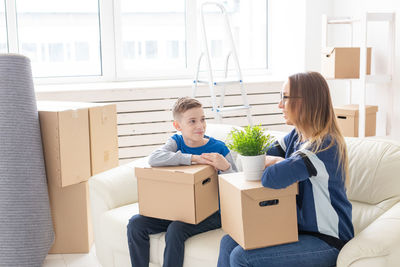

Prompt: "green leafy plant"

[227,125,275,156]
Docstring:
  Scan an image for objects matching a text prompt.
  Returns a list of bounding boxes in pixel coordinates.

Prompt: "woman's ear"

[173,120,181,131]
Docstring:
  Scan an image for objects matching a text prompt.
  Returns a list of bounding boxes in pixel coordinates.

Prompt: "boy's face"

[173,107,206,144]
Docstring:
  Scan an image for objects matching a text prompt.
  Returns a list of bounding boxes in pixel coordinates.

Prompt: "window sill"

[34,75,286,93]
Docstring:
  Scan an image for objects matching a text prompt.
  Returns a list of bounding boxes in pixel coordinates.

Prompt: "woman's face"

[279,80,295,125]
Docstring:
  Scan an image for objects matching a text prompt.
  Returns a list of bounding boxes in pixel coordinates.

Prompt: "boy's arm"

[148,138,192,166]
[219,152,237,174]
[201,151,237,174]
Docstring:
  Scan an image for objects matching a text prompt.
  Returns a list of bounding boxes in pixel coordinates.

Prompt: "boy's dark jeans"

[127,211,221,267]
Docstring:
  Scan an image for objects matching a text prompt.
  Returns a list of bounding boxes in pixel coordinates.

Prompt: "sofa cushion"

[346,138,400,204]
[351,198,400,235]
[183,228,226,267]
[101,203,165,265]
[101,202,227,267]
[346,138,400,233]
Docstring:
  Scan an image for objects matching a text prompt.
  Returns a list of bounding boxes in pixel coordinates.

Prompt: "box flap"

[88,104,119,175]
[58,109,91,187]
[38,111,62,188]
[135,165,215,185]
[219,173,298,200]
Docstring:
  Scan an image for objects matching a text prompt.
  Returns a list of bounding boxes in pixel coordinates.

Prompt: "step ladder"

[192,2,252,125]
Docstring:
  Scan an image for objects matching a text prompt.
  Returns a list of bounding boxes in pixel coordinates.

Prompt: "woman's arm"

[262,153,315,189]
[266,140,286,157]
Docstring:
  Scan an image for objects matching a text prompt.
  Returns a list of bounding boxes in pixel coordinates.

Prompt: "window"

[200,0,267,71]
[167,40,179,58]
[118,0,186,74]
[15,0,101,77]
[145,41,157,59]
[123,41,135,59]
[21,43,38,61]
[48,43,64,62]
[75,42,90,61]
[3,0,267,81]
[0,0,6,52]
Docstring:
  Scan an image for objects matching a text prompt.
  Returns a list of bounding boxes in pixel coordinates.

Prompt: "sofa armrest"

[89,157,149,267]
[89,157,148,211]
[337,202,400,267]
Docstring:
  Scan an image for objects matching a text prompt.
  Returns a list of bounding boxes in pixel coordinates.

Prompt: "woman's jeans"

[217,234,339,267]
[127,211,221,267]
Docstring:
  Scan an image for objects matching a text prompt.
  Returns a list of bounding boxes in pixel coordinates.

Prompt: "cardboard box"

[135,165,219,224]
[321,47,372,79]
[88,103,118,175]
[219,172,298,250]
[48,181,93,253]
[38,103,91,188]
[38,101,117,253]
[334,104,378,137]
[66,102,119,175]
[38,101,119,176]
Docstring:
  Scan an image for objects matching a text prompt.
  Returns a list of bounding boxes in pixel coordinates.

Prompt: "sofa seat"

[99,200,225,267]
[89,124,400,267]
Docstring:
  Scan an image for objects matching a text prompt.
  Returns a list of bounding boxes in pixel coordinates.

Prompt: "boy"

[127,97,237,267]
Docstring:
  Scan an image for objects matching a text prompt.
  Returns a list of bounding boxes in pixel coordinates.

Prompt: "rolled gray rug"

[0,54,54,266]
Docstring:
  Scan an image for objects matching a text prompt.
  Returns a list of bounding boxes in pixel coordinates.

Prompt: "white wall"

[329,0,400,138]
[268,0,307,77]
[269,0,334,74]
[304,0,334,71]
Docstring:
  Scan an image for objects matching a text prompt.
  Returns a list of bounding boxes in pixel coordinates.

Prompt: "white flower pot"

[239,154,266,181]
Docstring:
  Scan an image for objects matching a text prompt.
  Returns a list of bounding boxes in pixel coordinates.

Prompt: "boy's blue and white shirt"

[148,134,237,174]
[263,129,354,243]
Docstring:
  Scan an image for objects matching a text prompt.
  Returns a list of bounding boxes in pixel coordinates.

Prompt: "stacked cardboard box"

[37,101,118,253]
[321,47,372,79]
[334,104,378,137]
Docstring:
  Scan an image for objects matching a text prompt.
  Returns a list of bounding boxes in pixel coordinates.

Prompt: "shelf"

[327,17,359,24]
[326,75,392,83]
[366,13,395,22]
[365,74,392,83]
[322,12,395,138]
[326,13,395,24]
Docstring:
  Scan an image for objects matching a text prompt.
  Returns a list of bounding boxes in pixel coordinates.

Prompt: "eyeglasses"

[280,91,302,106]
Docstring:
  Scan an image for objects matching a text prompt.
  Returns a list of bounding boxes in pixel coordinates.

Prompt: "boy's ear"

[173,120,181,131]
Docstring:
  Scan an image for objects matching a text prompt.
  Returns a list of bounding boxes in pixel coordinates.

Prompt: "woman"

[217,72,354,267]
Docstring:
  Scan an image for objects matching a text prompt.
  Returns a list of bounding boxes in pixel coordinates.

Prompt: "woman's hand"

[265,155,285,168]
[200,153,231,172]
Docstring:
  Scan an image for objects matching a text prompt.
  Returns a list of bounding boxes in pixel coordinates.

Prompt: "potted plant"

[227,125,275,180]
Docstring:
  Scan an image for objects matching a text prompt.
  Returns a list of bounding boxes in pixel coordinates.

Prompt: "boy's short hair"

[172,97,202,120]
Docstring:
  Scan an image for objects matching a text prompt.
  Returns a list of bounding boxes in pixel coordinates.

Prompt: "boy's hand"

[191,155,210,165]
[265,155,285,168]
[200,153,230,172]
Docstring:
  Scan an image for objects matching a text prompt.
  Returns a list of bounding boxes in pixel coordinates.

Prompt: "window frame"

[3,0,269,84]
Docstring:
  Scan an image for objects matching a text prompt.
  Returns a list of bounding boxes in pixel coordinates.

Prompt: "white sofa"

[89,124,400,267]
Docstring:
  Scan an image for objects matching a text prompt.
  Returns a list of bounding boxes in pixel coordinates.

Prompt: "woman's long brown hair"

[288,71,349,187]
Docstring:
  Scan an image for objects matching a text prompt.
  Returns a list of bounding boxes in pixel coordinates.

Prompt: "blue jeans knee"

[165,221,189,243]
